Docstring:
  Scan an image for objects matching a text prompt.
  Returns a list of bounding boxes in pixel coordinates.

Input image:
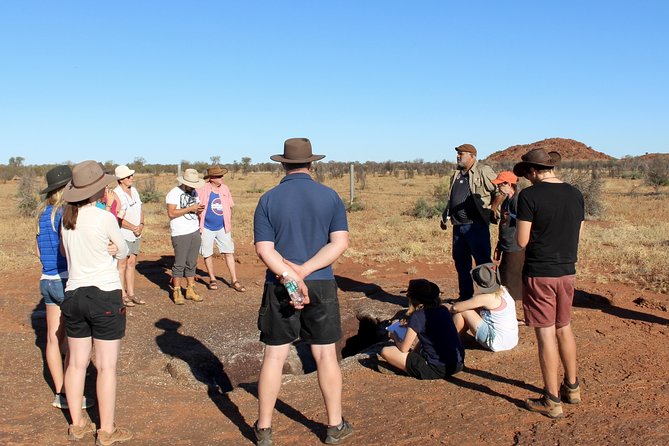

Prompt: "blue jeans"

[452,222,492,300]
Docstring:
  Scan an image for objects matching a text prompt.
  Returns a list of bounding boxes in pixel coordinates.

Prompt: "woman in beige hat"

[166,168,205,304]
[59,160,133,444]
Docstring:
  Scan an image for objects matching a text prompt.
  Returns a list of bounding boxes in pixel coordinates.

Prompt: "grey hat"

[471,263,501,293]
[270,138,325,163]
[62,161,116,203]
[41,165,72,195]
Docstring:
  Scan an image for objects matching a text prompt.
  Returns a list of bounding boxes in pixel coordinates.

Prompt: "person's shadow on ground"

[154,318,254,442]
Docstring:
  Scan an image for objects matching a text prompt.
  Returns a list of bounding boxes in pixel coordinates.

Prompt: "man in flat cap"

[252,138,353,445]
[441,143,498,301]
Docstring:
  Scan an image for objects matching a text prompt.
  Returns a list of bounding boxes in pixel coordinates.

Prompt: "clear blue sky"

[1,1,667,165]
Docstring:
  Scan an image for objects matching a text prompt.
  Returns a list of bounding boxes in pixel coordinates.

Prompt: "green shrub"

[16,172,40,217]
[138,177,162,203]
[409,198,442,219]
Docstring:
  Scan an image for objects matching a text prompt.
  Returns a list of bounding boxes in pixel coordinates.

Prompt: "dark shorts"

[405,351,463,380]
[61,286,126,340]
[258,280,342,345]
[522,275,575,328]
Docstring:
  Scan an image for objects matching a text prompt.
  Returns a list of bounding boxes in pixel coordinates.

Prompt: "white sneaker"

[52,394,94,409]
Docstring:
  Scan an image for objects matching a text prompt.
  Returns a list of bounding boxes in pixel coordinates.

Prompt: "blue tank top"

[203,191,225,231]
[37,205,67,276]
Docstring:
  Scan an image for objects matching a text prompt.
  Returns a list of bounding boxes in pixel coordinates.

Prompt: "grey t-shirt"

[498,194,522,252]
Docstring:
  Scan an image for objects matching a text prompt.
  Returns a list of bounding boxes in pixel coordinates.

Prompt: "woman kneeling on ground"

[446,263,519,352]
[380,279,464,379]
[60,160,133,445]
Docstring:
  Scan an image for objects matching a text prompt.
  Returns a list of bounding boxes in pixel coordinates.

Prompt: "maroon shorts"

[522,275,575,328]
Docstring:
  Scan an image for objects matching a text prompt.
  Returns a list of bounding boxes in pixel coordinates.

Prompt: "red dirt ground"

[2,244,669,445]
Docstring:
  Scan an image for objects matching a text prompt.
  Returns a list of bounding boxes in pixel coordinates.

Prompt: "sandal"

[123,297,136,307]
[130,296,146,305]
[208,280,219,290]
[231,281,246,292]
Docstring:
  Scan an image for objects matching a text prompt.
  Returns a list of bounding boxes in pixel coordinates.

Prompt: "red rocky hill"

[486,138,615,162]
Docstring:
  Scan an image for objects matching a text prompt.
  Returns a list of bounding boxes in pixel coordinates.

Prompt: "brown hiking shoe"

[525,394,563,419]
[96,426,133,446]
[560,381,582,404]
[185,285,203,302]
[173,288,185,305]
[68,420,96,440]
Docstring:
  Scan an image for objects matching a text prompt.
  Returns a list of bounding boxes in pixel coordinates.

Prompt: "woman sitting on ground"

[379,279,464,380]
[446,263,519,352]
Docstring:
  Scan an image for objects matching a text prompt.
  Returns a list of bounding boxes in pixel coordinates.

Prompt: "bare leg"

[556,323,578,384]
[204,256,216,282]
[224,253,238,284]
[65,337,92,426]
[94,339,121,433]
[46,305,66,393]
[125,254,137,297]
[311,344,343,426]
[379,345,409,372]
[535,326,560,397]
[459,310,484,337]
[117,258,128,297]
[257,344,291,429]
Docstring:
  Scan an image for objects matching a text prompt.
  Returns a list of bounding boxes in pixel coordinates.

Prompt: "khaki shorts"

[522,275,575,328]
[125,238,141,256]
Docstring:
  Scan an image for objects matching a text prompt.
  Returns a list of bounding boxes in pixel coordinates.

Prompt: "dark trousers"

[499,249,525,300]
[452,222,492,300]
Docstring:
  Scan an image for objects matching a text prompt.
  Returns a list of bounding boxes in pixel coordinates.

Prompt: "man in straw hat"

[252,138,353,445]
[440,143,498,301]
[196,165,245,293]
[166,168,205,305]
[513,147,584,418]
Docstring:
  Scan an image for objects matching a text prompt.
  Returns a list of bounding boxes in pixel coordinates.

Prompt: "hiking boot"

[325,418,354,444]
[173,288,185,305]
[525,393,564,419]
[96,426,133,446]
[254,422,273,446]
[68,420,96,440]
[185,285,203,302]
[53,394,94,409]
[560,380,582,404]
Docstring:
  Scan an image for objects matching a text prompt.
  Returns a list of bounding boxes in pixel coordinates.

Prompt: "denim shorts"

[61,286,126,340]
[474,320,496,350]
[40,278,67,306]
[257,280,342,345]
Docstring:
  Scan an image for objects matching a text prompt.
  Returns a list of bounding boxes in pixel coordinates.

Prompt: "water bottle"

[282,272,304,306]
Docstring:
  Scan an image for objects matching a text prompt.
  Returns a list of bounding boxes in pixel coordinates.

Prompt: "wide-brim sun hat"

[405,278,441,306]
[513,148,561,177]
[204,165,228,179]
[62,160,116,203]
[471,263,501,293]
[177,168,205,188]
[115,164,135,179]
[270,138,325,163]
[41,165,73,195]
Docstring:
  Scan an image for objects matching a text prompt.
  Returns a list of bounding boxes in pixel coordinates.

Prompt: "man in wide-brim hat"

[513,147,585,419]
[252,138,353,445]
[196,165,245,293]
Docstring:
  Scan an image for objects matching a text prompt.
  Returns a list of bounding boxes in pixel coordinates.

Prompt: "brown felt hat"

[455,144,477,156]
[41,165,72,195]
[513,148,561,177]
[204,165,228,179]
[270,138,325,163]
[62,160,116,203]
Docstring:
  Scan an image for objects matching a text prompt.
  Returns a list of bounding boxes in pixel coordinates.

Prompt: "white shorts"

[200,227,234,257]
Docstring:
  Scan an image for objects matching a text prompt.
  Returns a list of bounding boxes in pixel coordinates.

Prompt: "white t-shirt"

[166,186,200,237]
[114,185,142,241]
[62,204,129,292]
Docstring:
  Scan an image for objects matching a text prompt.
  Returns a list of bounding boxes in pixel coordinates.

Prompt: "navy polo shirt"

[254,173,348,282]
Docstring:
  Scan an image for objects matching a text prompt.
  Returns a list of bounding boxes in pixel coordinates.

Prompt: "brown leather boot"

[173,288,185,305]
[185,285,203,302]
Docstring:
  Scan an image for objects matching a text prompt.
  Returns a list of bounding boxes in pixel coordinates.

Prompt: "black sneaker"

[254,421,273,446]
[325,419,354,444]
